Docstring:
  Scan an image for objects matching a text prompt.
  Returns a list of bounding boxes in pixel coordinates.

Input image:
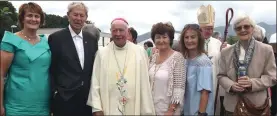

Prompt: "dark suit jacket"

[48,27,99,101]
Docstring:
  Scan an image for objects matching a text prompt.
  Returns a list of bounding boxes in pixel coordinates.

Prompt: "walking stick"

[214,8,234,115]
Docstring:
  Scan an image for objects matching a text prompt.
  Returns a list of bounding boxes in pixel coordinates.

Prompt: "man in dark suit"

[48,2,99,116]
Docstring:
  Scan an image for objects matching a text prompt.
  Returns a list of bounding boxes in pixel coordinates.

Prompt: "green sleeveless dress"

[1,31,51,116]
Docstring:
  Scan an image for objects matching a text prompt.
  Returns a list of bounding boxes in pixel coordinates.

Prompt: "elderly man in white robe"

[87,18,155,115]
[197,4,228,115]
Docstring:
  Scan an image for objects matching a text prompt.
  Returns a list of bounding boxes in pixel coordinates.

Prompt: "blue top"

[1,31,51,116]
[183,53,214,115]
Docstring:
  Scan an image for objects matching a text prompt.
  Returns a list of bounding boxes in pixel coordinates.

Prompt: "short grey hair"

[83,24,100,41]
[232,14,256,30]
[67,2,88,16]
[212,31,221,38]
[253,25,266,41]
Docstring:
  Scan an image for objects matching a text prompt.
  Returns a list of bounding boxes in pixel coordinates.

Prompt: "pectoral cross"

[120,97,128,105]
[118,96,129,115]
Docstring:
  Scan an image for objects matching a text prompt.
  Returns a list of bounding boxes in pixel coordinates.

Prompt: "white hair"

[67,2,88,16]
[253,25,266,41]
[110,20,129,29]
[83,24,100,41]
[232,14,256,30]
[212,31,221,38]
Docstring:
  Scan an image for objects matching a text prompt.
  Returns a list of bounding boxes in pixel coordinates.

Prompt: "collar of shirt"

[114,41,129,50]
[68,25,83,39]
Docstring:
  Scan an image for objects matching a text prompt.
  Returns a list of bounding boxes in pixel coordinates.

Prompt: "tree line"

[0,1,92,33]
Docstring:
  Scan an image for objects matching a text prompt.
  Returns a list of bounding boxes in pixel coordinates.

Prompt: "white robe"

[205,37,224,115]
[87,41,155,115]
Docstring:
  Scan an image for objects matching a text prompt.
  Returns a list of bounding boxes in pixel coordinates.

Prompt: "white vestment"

[87,41,155,115]
[205,37,224,115]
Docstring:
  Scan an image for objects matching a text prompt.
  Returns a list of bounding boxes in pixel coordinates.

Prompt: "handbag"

[233,53,271,116]
[233,91,271,116]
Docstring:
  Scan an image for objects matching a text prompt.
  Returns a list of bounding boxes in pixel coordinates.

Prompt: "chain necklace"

[151,62,161,91]
[113,42,129,115]
[151,51,174,91]
[20,31,37,41]
[113,43,128,77]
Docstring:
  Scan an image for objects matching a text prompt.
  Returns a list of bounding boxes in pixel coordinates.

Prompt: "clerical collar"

[114,41,129,50]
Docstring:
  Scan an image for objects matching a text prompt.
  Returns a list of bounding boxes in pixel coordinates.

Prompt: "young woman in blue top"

[179,24,214,116]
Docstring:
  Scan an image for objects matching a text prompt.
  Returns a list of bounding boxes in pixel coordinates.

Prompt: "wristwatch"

[198,111,208,116]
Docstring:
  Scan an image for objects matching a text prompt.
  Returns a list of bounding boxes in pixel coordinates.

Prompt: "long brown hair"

[179,24,206,58]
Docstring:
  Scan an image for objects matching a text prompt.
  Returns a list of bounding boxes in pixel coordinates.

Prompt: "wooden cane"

[214,8,234,115]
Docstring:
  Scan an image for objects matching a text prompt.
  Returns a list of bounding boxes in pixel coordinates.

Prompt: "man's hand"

[220,42,228,50]
[231,82,245,92]
[238,76,252,88]
[93,111,104,116]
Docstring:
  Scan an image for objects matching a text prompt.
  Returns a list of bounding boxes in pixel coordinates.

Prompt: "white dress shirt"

[69,25,85,69]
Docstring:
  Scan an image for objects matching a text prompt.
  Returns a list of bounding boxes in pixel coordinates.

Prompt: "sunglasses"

[235,25,252,31]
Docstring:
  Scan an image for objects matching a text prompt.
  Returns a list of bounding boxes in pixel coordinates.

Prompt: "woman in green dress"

[0,2,50,116]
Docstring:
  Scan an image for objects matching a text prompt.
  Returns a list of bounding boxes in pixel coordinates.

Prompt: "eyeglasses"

[235,24,252,31]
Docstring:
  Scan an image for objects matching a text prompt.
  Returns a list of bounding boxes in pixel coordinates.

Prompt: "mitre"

[197,4,215,27]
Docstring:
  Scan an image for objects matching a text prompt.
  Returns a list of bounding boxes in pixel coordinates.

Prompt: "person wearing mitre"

[197,4,228,115]
[86,18,155,115]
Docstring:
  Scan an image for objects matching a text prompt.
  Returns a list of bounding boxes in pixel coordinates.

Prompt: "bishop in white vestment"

[87,18,155,115]
[197,4,228,115]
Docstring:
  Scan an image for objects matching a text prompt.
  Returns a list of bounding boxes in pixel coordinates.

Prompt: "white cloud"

[11,1,276,35]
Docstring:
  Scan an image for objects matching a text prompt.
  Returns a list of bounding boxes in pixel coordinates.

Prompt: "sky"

[10,1,276,35]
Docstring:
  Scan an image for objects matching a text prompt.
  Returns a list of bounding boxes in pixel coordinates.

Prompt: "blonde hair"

[233,14,256,30]
[67,2,88,16]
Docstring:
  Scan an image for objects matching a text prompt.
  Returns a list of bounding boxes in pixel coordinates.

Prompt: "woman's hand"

[238,76,252,88]
[231,82,245,92]
[164,110,174,116]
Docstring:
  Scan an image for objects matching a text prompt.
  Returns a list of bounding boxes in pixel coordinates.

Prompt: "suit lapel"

[82,31,91,70]
[64,28,82,70]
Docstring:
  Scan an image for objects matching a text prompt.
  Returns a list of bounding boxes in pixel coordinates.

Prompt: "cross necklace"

[113,42,129,115]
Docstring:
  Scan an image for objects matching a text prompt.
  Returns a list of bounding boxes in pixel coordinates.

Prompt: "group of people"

[0,1,276,116]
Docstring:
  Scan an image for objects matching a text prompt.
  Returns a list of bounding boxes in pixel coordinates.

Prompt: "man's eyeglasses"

[235,24,252,31]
